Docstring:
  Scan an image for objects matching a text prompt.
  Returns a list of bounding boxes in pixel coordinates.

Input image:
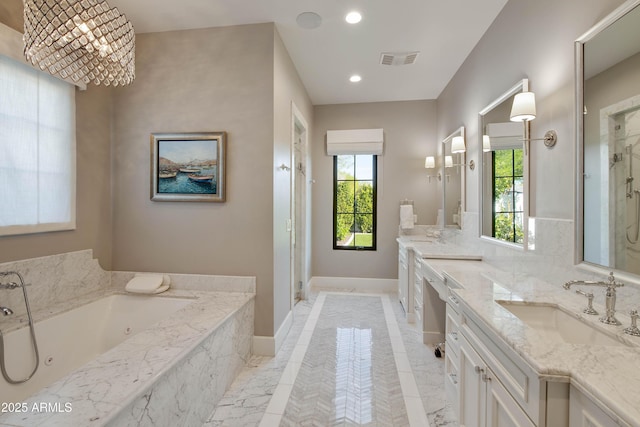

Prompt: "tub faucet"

[1,306,13,316]
[563,272,624,325]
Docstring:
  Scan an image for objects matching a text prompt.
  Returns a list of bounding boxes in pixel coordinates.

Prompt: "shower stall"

[611,106,640,273]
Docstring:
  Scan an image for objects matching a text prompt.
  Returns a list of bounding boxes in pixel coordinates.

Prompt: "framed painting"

[150,132,226,202]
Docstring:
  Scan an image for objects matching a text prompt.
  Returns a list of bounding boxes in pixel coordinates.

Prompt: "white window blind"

[0,54,76,236]
[326,129,384,155]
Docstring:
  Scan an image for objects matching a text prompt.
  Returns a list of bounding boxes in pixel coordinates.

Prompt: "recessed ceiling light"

[296,12,322,29]
[349,75,362,83]
[345,11,362,24]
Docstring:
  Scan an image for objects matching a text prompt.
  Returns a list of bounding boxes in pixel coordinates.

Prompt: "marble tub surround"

[0,250,256,334]
[111,271,256,294]
[0,289,255,427]
[0,250,111,321]
[439,264,640,426]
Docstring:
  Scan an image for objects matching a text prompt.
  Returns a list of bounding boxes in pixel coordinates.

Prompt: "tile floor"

[204,291,456,426]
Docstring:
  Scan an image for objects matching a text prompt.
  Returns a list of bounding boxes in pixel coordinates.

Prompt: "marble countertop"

[396,237,483,260]
[425,260,640,426]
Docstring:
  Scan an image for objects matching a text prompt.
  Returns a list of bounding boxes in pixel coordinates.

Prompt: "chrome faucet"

[563,272,624,325]
[1,306,13,316]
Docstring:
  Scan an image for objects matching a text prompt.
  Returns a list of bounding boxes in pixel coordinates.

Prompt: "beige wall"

[110,24,277,336]
[312,100,438,279]
[437,0,626,221]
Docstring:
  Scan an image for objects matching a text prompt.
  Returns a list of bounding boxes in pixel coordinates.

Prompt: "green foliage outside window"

[334,155,376,249]
[493,149,524,243]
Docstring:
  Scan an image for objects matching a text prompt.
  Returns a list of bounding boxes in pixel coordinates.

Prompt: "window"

[492,148,523,243]
[0,54,76,236]
[334,154,376,250]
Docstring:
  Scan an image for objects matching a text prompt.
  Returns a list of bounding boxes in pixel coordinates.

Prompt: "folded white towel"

[125,273,171,294]
[400,204,414,230]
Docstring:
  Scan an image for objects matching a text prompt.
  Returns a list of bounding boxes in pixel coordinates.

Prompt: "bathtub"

[1,294,194,403]
[0,289,254,426]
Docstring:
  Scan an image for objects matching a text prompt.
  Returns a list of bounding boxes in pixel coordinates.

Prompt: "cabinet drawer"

[447,288,461,314]
[414,296,423,329]
[445,349,459,416]
[445,305,461,357]
[461,310,542,425]
[414,282,422,303]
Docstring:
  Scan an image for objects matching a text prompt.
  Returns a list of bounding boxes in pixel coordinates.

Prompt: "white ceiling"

[107,0,508,105]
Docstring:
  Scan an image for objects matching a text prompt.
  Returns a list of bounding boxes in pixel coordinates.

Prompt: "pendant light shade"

[23,0,136,86]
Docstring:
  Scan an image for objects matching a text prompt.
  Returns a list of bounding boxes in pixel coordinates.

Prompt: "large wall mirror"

[577,0,640,278]
[478,79,530,247]
[442,126,466,229]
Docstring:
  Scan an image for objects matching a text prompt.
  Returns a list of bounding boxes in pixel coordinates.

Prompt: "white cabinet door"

[398,252,408,313]
[459,335,485,427]
[459,336,535,427]
[485,367,536,427]
[570,386,619,427]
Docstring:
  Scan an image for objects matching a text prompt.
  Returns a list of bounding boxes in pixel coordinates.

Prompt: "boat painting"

[151,132,226,202]
[158,171,177,179]
[188,174,214,183]
[179,168,200,173]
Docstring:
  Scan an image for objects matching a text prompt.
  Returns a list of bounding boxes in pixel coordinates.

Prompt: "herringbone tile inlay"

[280,295,409,426]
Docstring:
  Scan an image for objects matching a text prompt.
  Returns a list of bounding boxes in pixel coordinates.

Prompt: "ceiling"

[3,0,509,105]
[106,0,508,105]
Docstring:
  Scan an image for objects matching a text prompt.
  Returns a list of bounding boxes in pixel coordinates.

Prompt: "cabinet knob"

[449,373,458,385]
[474,366,483,374]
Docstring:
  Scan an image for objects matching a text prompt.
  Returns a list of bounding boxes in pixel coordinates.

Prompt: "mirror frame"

[575,0,640,279]
[442,126,466,229]
[478,78,531,248]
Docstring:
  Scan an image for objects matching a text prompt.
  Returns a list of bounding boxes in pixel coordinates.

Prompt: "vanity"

[413,255,640,427]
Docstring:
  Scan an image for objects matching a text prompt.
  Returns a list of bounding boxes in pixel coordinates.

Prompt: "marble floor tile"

[204,291,456,426]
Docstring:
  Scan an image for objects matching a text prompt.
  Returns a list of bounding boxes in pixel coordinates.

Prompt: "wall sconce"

[445,154,475,171]
[451,136,466,153]
[483,135,491,152]
[510,91,557,148]
[424,156,440,182]
[424,156,435,169]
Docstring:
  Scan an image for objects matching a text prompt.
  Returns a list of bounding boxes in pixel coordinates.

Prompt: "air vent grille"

[379,51,420,66]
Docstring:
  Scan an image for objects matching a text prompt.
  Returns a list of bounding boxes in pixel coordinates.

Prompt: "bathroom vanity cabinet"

[413,255,424,331]
[457,298,569,427]
[569,387,619,427]
[402,244,640,426]
[397,245,415,322]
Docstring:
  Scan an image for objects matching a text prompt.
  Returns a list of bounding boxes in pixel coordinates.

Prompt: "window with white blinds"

[0,54,76,236]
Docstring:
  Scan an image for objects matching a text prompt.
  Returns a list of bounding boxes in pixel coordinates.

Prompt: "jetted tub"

[1,294,194,403]
[0,289,254,426]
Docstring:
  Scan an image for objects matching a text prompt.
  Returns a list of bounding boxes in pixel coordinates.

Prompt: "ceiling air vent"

[380,51,420,66]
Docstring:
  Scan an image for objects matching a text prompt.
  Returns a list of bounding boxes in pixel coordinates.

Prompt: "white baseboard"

[252,310,293,357]
[310,276,397,293]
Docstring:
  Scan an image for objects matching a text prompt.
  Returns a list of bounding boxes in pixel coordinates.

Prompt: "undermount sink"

[496,301,627,347]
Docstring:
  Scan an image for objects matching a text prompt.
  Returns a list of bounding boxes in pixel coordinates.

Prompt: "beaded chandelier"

[23,0,135,86]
